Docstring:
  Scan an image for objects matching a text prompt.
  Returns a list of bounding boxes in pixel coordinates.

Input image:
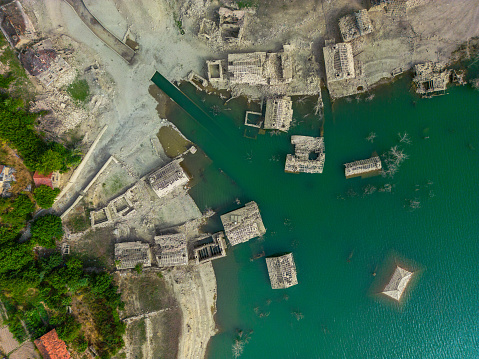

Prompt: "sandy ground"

[19,0,479,358]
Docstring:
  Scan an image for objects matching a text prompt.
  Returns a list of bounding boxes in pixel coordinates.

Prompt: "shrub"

[66,78,90,103]
[33,185,60,209]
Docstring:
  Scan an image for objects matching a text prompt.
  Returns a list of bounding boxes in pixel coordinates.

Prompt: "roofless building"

[114,242,152,270]
[220,201,266,246]
[382,265,414,301]
[265,253,298,289]
[154,233,189,267]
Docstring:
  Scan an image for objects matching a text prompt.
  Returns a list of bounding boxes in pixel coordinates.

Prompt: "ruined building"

[0,165,15,196]
[220,201,266,246]
[207,59,225,86]
[154,233,188,267]
[264,96,293,132]
[344,155,382,178]
[0,0,35,48]
[90,190,135,228]
[323,42,355,85]
[382,265,414,301]
[199,7,252,44]
[369,0,431,11]
[115,242,152,270]
[339,9,374,42]
[266,253,298,289]
[21,39,74,88]
[147,159,189,199]
[285,136,325,174]
[413,62,450,96]
[194,232,227,264]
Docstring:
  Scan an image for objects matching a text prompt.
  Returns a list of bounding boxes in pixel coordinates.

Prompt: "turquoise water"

[151,73,479,358]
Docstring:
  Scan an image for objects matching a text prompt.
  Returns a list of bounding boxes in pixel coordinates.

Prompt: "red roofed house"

[33,171,53,188]
[34,329,70,359]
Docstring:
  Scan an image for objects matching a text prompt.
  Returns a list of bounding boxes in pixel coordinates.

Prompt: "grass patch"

[236,0,257,9]
[67,78,90,103]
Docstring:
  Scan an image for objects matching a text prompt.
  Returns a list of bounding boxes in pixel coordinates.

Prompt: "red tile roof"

[33,171,53,188]
[34,329,70,359]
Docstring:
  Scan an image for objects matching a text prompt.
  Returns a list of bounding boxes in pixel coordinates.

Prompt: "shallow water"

[151,73,479,359]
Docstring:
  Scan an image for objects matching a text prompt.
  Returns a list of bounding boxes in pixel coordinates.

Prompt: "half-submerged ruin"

[220,201,266,246]
[338,9,374,42]
[147,159,190,199]
[264,96,293,132]
[381,265,414,301]
[266,253,298,289]
[193,232,227,264]
[285,136,325,174]
[154,233,188,267]
[413,62,450,96]
[115,242,152,270]
[344,155,382,178]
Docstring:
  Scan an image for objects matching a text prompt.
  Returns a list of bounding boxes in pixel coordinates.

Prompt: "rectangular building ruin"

[413,62,450,95]
[264,96,293,132]
[382,265,414,301]
[0,0,35,48]
[220,201,266,246]
[323,42,355,85]
[154,233,188,267]
[90,207,112,227]
[147,159,189,199]
[207,59,225,84]
[344,155,382,178]
[115,242,152,270]
[265,253,298,289]
[0,165,15,196]
[285,136,325,173]
[194,232,227,264]
[20,39,74,87]
[339,9,374,42]
[219,7,247,42]
[89,190,135,228]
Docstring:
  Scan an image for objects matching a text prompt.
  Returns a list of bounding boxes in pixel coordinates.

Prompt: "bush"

[33,185,60,209]
[31,214,63,248]
[66,78,90,103]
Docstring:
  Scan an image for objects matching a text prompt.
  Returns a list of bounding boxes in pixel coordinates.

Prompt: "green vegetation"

[236,0,257,9]
[173,13,185,35]
[134,263,143,274]
[66,211,91,233]
[31,214,64,248]
[66,78,90,103]
[33,185,60,208]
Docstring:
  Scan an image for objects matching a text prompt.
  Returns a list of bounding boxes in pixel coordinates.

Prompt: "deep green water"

[151,73,479,359]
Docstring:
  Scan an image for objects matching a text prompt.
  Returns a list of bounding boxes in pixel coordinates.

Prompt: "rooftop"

[382,265,414,301]
[115,241,152,270]
[220,201,266,246]
[0,0,35,48]
[34,329,70,359]
[154,233,188,267]
[264,96,293,132]
[323,42,355,84]
[265,253,298,289]
[285,135,325,174]
[147,159,189,199]
[33,171,53,188]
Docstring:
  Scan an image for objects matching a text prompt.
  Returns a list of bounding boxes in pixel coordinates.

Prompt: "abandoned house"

[413,62,450,95]
[338,9,374,42]
[285,136,325,174]
[198,18,218,41]
[218,7,247,42]
[21,39,73,87]
[323,42,355,85]
[0,165,15,196]
[154,233,189,267]
[34,329,71,359]
[220,201,266,246]
[194,232,227,264]
[33,171,58,188]
[344,155,382,178]
[114,241,152,270]
[264,96,293,132]
[0,0,35,48]
[147,159,190,199]
[265,253,298,289]
[381,265,414,301]
[207,59,225,85]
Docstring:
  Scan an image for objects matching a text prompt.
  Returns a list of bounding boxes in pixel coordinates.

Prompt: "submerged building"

[382,265,414,301]
[413,62,450,96]
[338,9,374,42]
[285,136,325,174]
[265,253,298,289]
[220,201,266,246]
[147,159,189,199]
[194,232,227,264]
[155,233,188,267]
[323,42,355,85]
[264,96,293,132]
[115,242,152,270]
[344,155,382,178]
[0,0,35,48]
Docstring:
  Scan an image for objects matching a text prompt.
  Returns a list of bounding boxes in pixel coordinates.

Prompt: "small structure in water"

[154,233,188,267]
[338,9,374,42]
[285,136,325,173]
[344,155,382,178]
[381,265,414,301]
[265,253,298,289]
[193,231,227,264]
[413,62,450,96]
[220,201,266,246]
[147,158,190,199]
[115,241,152,270]
[264,96,293,132]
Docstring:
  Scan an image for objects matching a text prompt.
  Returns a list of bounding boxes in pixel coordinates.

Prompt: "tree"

[33,185,60,209]
[36,149,63,175]
[31,214,63,248]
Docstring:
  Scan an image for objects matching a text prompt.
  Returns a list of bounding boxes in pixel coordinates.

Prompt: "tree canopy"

[33,185,60,209]
[30,214,64,248]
